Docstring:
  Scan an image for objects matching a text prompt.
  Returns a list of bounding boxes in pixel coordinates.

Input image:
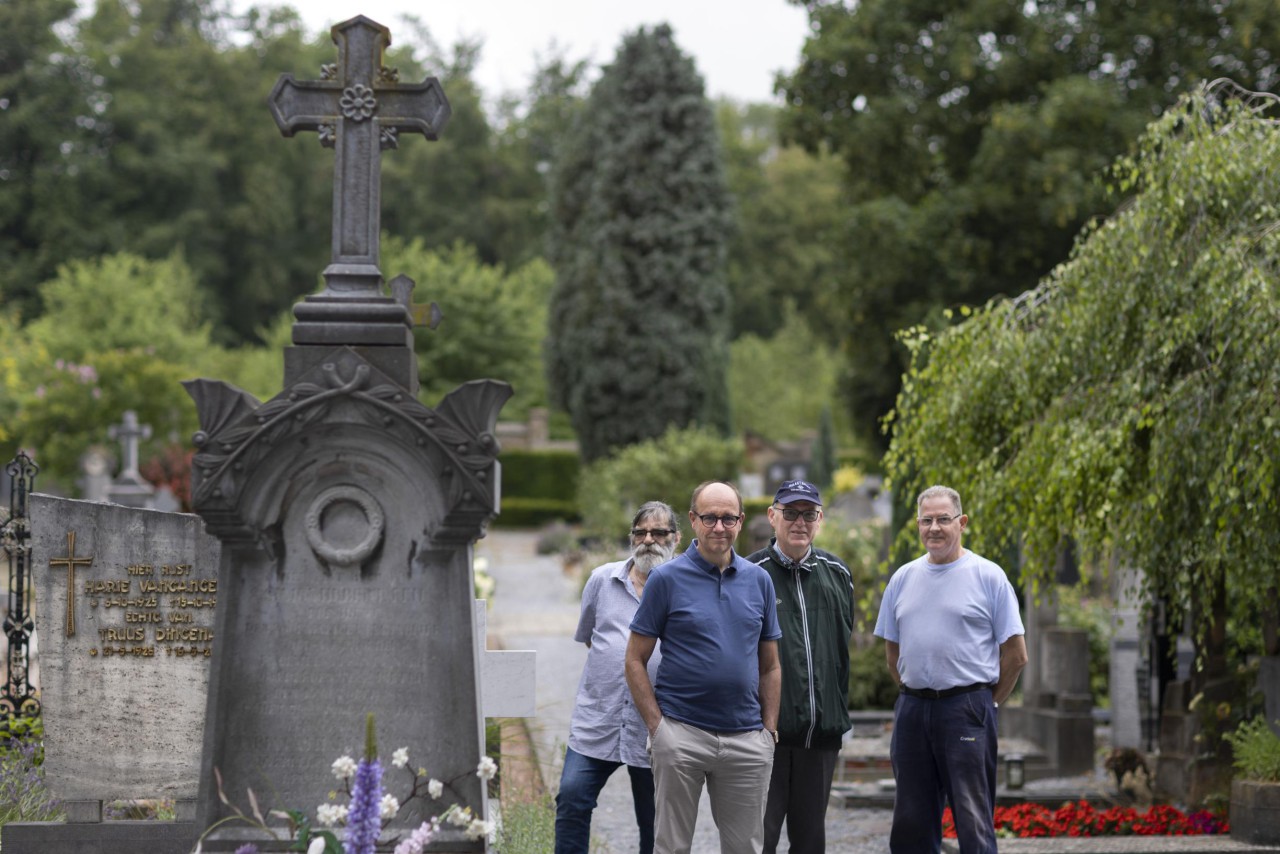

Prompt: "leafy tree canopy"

[2,0,568,344]
[728,308,844,443]
[716,101,848,341]
[382,237,554,419]
[25,251,214,363]
[7,252,214,487]
[781,0,1280,448]
[884,85,1280,658]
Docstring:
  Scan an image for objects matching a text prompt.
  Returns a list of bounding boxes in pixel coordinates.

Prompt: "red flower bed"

[941,801,1230,838]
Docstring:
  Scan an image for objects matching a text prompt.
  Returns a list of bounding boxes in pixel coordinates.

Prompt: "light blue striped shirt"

[569,559,661,766]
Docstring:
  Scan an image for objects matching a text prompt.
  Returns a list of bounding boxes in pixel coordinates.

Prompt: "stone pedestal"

[1231,779,1280,845]
[3,822,194,854]
[1000,626,1095,777]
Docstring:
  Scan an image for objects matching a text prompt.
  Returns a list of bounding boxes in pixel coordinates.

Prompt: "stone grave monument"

[1108,564,1146,749]
[184,15,515,851]
[1000,553,1095,780]
[104,410,156,509]
[3,495,221,853]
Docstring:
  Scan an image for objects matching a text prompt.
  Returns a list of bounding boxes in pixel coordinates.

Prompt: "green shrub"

[0,713,44,765]
[848,641,899,710]
[500,450,581,502]
[0,718,63,826]
[576,426,743,543]
[1226,716,1280,782]
[494,497,580,528]
[814,517,891,635]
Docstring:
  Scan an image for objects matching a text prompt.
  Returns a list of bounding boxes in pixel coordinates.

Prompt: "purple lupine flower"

[344,757,384,854]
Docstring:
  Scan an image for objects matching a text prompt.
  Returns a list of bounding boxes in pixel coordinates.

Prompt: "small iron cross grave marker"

[269,16,451,302]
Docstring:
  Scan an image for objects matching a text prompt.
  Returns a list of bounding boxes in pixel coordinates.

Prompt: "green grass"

[496,794,555,853]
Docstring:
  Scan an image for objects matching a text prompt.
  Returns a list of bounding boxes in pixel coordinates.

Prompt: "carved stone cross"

[268,16,451,308]
[108,410,151,486]
[48,531,93,638]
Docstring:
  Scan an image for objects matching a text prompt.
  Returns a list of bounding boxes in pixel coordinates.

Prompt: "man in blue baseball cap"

[747,479,854,854]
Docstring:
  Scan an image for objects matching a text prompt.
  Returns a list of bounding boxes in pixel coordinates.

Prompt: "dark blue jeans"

[554,746,655,854]
[889,690,998,854]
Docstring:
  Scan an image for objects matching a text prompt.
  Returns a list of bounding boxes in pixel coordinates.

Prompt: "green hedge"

[500,449,581,501]
[494,497,580,528]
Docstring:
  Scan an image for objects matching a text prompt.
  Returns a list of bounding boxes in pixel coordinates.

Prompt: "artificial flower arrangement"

[194,713,498,854]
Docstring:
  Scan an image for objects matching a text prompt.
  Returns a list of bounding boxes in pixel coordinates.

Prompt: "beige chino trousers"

[648,717,776,854]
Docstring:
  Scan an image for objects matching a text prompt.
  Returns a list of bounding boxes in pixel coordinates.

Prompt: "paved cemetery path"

[479,529,893,854]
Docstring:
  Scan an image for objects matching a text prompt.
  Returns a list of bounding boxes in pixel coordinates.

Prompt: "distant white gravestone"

[29,494,221,816]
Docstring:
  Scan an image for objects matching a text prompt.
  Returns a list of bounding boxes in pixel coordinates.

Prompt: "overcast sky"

[240,0,812,104]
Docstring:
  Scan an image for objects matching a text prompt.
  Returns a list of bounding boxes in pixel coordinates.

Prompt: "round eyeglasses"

[695,514,742,529]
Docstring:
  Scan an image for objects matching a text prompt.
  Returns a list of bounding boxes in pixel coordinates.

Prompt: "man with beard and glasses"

[555,501,682,854]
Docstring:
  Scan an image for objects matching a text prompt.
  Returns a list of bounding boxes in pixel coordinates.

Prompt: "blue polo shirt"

[630,541,782,732]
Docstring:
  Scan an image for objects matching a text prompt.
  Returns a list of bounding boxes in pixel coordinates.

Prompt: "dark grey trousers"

[762,744,840,854]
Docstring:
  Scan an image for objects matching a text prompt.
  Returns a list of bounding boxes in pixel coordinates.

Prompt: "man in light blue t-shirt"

[874,485,1028,854]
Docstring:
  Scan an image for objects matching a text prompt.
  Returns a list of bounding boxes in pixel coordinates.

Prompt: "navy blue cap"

[774,479,822,506]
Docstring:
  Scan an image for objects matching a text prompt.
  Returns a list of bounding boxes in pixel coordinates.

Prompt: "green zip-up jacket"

[747,540,854,750]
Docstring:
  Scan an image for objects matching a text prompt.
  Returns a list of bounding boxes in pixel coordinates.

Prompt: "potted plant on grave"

[1225,716,1280,844]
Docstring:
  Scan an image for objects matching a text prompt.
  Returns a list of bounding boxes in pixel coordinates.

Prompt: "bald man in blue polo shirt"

[625,480,782,854]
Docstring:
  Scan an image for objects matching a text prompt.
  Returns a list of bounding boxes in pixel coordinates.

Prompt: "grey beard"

[631,543,675,576]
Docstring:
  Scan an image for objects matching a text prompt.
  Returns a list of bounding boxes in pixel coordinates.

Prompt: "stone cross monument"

[105,410,156,508]
[269,14,450,392]
[186,16,509,852]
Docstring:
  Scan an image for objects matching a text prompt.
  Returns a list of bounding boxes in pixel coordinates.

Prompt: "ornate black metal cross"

[49,531,93,638]
[2,453,39,716]
[269,16,451,307]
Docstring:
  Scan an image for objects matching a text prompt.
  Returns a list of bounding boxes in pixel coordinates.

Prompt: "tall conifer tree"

[546,24,732,462]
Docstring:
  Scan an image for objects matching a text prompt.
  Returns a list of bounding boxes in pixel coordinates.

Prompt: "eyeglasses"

[776,507,820,523]
[694,514,742,529]
[631,528,674,540]
[917,514,961,528]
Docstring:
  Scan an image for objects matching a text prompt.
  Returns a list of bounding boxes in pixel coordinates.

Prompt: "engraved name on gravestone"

[31,494,221,806]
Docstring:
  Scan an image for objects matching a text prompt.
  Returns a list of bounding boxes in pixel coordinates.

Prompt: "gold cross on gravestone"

[268,16,451,310]
[48,531,94,638]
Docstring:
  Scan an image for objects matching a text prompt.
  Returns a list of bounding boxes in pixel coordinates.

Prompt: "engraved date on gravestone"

[85,562,217,660]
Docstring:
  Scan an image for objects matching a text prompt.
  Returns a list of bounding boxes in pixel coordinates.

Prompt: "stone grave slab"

[3,494,221,854]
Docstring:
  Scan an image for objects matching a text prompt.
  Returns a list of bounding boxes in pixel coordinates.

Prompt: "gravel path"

[480,530,893,854]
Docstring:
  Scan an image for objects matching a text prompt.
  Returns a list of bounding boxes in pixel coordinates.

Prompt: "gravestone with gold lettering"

[182,15,511,852]
[4,494,220,853]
